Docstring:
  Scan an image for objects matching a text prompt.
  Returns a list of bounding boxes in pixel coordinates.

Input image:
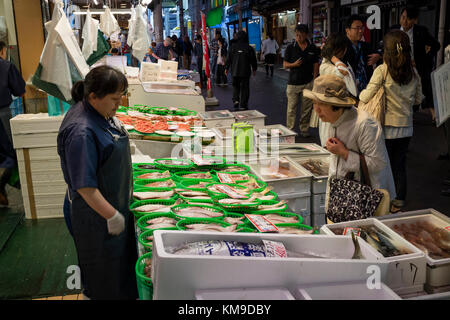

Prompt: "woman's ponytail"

[71,81,85,103]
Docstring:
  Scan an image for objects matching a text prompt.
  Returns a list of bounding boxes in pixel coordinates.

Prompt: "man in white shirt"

[261,34,279,78]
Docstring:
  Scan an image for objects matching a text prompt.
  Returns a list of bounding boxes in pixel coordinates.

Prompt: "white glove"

[107,210,125,235]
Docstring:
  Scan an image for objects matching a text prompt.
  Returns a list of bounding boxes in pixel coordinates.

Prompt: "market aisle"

[0,218,80,300]
[203,71,450,216]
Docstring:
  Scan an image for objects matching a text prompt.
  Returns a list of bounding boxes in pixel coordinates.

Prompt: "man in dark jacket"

[343,15,381,95]
[391,6,441,116]
[0,41,25,205]
[225,31,257,110]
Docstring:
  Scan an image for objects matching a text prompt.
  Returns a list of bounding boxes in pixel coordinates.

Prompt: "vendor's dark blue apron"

[68,118,137,300]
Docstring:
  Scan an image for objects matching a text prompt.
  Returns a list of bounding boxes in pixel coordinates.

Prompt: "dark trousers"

[385,137,411,201]
[216,65,227,84]
[232,76,250,109]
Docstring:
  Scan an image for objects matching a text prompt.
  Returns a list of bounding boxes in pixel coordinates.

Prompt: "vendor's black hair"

[295,24,309,34]
[401,6,419,20]
[0,41,6,51]
[71,66,128,103]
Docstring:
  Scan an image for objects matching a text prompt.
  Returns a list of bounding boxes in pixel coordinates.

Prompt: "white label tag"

[263,240,287,258]
[245,214,279,233]
[343,227,362,237]
[217,173,235,184]
[215,185,247,199]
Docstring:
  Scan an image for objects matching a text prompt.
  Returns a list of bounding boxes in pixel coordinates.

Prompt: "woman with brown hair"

[359,30,423,213]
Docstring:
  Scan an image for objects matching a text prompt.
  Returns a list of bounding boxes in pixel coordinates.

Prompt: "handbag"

[327,152,384,223]
[358,65,388,125]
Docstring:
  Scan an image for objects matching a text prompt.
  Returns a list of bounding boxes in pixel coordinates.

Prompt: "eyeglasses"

[351,26,365,31]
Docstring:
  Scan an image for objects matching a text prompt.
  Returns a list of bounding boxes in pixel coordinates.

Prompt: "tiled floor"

[33,294,82,300]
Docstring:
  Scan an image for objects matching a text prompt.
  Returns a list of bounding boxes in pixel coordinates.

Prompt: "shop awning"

[206,7,223,27]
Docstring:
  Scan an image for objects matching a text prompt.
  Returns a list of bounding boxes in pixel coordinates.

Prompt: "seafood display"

[217,166,248,173]
[144,180,177,188]
[156,159,192,166]
[391,221,450,260]
[223,216,246,225]
[176,190,210,199]
[136,164,157,170]
[179,172,212,180]
[258,213,298,224]
[174,206,224,219]
[331,225,412,258]
[237,178,263,191]
[207,184,250,195]
[184,224,237,233]
[250,158,306,180]
[256,201,287,211]
[297,159,329,177]
[133,199,181,213]
[133,190,175,200]
[136,171,171,180]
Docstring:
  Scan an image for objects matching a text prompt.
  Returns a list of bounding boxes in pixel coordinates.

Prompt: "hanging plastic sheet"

[86,30,110,66]
[131,5,150,62]
[100,6,120,38]
[127,7,137,47]
[82,10,99,60]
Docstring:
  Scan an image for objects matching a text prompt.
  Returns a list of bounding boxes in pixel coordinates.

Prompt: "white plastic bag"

[130,5,150,62]
[99,6,120,38]
[127,7,137,47]
[81,10,99,60]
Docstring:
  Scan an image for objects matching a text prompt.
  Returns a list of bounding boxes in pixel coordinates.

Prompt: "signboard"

[431,61,450,127]
[201,12,212,92]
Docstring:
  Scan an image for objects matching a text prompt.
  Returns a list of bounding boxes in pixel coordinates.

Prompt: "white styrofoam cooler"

[254,125,297,145]
[288,155,330,194]
[376,209,450,291]
[278,191,311,217]
[151,230,388,300]
[258,143,330,158]
[231,110,266,129]
[195,287,295,300]
[12,132,59,149]
[246,157,313,196]
[10,113,63,135]
[199,110,235,128]
[293,281,401,300]
[320,218,427,295]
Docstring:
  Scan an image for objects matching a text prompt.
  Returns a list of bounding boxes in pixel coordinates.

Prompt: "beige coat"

[323,107,397,203]
[359,63,423,127]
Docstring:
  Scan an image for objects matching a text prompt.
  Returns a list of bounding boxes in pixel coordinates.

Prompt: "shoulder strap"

[359,154,372,187]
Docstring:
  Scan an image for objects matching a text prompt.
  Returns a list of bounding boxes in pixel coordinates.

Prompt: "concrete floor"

[204,66,450,216]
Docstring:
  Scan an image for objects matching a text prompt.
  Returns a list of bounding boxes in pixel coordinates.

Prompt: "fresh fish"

[175,207,224,218]
[146,236,154,241]
[207,185,250,195]
[351,231,365,259]
[133,190,175,200]
[145,180,176,188]
[185,182,209,189]
[360,226,410,258]
[176,189,210,197]
[145,223,177,229]
[146,217,177,225]
[134,204,172,213]
[136,171,171,180]
[257,200,287,210]
[260,214,298,224]
[185,223,237,233]
[181,173,212,179]
[218,198,258,205]
[223,217,246,225]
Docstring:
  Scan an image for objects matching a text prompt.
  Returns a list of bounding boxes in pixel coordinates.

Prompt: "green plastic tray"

[172,203,227,220]
[214,163,251,174]
[135,252,154,300]
[130,199,177,219]
[136,212,179,232]
[172,171,217,184]
[192,156,226,170]
[132,163,158,172]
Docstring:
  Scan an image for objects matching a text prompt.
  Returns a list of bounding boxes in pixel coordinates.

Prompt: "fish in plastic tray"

[133,190,175,200]
[136,171,171,180]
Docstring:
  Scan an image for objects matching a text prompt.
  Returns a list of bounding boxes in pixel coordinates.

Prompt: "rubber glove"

[107,210,125,235]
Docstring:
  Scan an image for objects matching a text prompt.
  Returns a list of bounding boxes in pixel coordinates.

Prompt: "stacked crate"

[10,114,66,220]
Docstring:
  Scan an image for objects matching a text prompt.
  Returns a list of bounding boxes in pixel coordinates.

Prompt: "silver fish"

[185,224,237,232]
[147,217,177,225]
[133,190,175,200]
[145,223,177,229]
[137,171,171,180]
[176,207,224,218]
[134,204,172,213]
[223,217,245,225]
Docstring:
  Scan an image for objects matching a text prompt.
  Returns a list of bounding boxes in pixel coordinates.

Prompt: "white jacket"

[323,107,397,203]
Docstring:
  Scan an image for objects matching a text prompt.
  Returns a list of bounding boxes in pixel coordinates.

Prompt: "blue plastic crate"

[10,97,23,118]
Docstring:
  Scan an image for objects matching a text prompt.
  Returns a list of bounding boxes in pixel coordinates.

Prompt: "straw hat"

[304,74,356,107]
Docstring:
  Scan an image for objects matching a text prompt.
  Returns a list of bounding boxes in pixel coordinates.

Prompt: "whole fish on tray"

[218,166,248,173]
[133,190,175,200]
[180,172,212,180]
[258,213,298,224]
[256,200,287,211]
[299,159,329,177]
[136,171,171,180]
[185,223,237,233]
[176,189,210,199]
[145,222,177,230]
[136,164,157,170]
[174,207,224,218]
[156,159,192,166]
[238,179,263,191]
[207,184,250,195]
[251,187,275,201]
[144,180,176,188]
[218,198,259,205]
[223,216,246,225]
[134,199,181,213]
[146,217,177,225]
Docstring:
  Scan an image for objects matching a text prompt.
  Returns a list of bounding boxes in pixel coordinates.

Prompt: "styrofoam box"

[312,212,326,228]
[140,61,160,82]
[18,158,62,172]
[254,125,297,145]
[199,110,236,129]
[23,203,64,220]
[288,155,330,194]
[258,143,330,158]
[16,147,59,161]
[246,157,313,195]
[377,210,450,289]
[18,167,64,183]
[293,281,401,300]
[159,71,178,81]
[151,230,388,299]
[320,218,427,295]
[195,287,295,300]
[278,191,310,216]
[12,132,58,149]
[231,110,267,129]
[22,191,66,208]
[311,193,326,214]
[10,113,63,134]
[158,59,178,73]
[21,180,67,195]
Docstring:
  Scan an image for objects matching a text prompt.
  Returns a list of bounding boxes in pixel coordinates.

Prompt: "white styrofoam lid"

[200,110,234,120]
[232,110,267,119]
[195,287,295,300]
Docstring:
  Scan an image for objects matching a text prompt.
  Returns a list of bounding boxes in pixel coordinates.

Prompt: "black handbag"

[327,152,384,223]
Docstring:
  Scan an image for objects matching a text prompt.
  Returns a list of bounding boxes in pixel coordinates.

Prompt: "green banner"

[206,7,223,27]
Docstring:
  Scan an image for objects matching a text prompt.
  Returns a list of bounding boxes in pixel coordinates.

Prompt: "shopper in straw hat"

[304,74,396,220]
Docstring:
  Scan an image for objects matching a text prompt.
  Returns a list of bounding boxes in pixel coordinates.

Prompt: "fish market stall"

[320,218,428,296]
[376,209,450,295]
